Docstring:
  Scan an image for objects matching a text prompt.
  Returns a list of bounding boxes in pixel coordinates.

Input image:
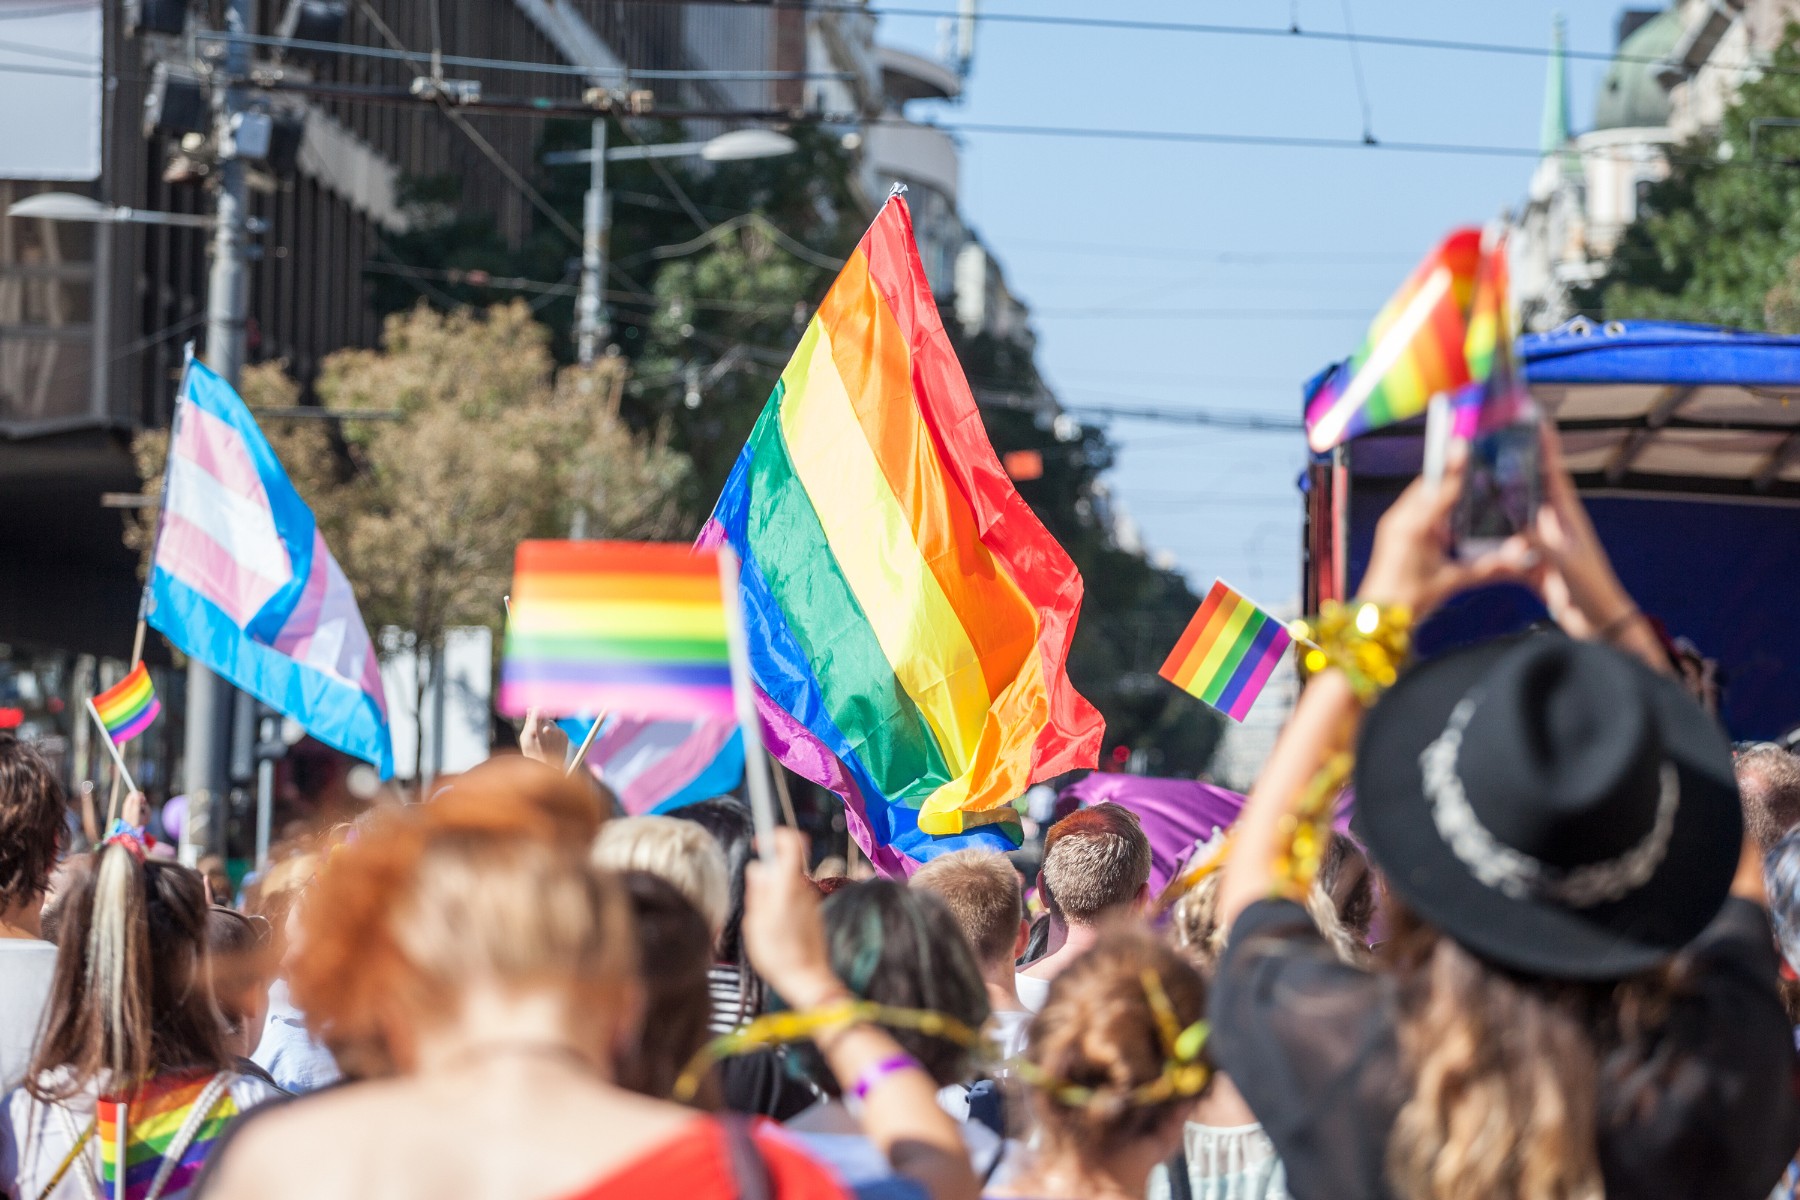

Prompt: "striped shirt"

[708,964,756,1036]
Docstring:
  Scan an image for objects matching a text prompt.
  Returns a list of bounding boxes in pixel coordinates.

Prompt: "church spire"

[1540,12,1573,155]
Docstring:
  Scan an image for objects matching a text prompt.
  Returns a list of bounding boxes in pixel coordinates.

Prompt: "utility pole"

[575,117,609,366]
[182,0,254,867]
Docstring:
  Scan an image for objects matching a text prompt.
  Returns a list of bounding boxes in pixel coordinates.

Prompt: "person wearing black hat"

[1208,433,1800,1200]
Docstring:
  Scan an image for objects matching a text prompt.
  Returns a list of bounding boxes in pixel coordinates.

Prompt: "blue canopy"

[1320,318,1800,740]
[1522,318,1800,386]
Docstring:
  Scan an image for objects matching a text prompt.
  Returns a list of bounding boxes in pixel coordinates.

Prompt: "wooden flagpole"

[565,712,607,777]
[85,700,138,799]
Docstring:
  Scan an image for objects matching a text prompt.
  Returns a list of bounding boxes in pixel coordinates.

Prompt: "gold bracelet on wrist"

[1290,599,1414,704]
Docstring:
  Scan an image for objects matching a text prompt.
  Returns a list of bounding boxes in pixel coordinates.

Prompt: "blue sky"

[877,1,1624,605]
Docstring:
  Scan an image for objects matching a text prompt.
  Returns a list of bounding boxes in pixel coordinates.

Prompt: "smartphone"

[1453,416,1540,559]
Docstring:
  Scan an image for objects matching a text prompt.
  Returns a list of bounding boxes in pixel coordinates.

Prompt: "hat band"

[1420,697,1681,909]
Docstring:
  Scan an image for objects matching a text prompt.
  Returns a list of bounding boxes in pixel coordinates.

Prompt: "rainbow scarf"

[96,1072,237,1200]
[699,195,1102,871]
[1305,228,1482,452]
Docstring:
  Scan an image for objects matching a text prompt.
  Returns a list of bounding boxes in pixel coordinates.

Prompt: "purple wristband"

[851,1053,920,1102]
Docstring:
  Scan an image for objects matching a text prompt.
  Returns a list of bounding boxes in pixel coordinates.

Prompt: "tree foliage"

[368,122,1225,779]
[132,302,691,775]
[1582,25,1800,329]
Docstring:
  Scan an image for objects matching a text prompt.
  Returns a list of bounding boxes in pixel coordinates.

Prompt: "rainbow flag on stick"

[84,662,159,795]
[1306,228,1482,453]
[91,662,160,744]
[499,541,735,721]
[1159,581,1293,722]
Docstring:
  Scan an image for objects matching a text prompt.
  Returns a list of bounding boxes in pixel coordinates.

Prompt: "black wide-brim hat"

[1353,633,1741,981]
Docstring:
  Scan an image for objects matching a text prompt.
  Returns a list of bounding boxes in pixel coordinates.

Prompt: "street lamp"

[545,128,799,365]
[7,192,216,228]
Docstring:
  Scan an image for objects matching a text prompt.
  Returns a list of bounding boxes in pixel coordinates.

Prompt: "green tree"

[132,302,691,777]
[1582,25,1800,329]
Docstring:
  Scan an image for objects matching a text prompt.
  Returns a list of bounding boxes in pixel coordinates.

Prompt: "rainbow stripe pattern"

[1305,228,1483,453]
[699,195,1102,871]
[499,541,733,720]
[91,663,160,745]
[1159,581,1292,722]
[1455,237,1531,438]
[97,1071,239,1200]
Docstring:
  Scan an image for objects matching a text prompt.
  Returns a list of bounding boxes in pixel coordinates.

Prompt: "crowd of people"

[1,430,1799,1200]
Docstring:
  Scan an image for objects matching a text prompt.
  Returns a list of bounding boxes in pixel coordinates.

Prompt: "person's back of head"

[1041,803,1152,926]
[1024,925,1208,1162]
[39,852,95,945]
[666,798,755,962]
[0,732,68,927]
[1737,745,1800,851]
[910,848,1025,972]
[290,757,629,1078]
[28,841,227,1100]
[590,815,729,938]
[794,879,990,1093]
[613,871,714,1104]
[207,906,272,1055]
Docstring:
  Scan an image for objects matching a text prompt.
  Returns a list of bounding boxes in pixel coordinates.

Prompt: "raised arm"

[1218,448,1528,930]
[743,828,980,1200]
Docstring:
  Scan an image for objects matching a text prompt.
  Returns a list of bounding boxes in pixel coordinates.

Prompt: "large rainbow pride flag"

[699,194,1102,871]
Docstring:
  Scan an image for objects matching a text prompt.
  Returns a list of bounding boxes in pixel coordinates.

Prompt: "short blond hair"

[911,849,1023,967]
[1041,803,1151,924]
[591,815,729,935]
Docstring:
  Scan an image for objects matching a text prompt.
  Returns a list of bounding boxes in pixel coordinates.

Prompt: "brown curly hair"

[0,732,68,911]
[289,757,628,1078]
[1023,924,1208,1158]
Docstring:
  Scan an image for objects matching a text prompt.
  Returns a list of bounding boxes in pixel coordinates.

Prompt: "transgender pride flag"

[147,357,393,777]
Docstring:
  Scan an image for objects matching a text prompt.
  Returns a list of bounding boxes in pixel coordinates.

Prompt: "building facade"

[1512,1,1800,329]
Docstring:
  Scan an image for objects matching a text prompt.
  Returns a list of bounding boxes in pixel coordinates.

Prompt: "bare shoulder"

[205,1083,413,1199]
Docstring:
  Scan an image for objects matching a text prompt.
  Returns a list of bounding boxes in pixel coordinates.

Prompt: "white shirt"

[1013,973,1052,1014]
[0,940,57,1092]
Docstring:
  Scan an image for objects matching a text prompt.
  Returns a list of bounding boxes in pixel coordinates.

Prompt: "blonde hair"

[910,848,1023,966]
[1024,924,1207,1158]
[1168,870,1365,975]
[591,815,729,936]
[1382,907,1603,1200]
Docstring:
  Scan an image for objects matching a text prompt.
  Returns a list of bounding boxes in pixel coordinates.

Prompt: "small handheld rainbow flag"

[1159,581,1293,722]
[498,541,734,720]
[1305,228,1483,453]
[91,662,160,745]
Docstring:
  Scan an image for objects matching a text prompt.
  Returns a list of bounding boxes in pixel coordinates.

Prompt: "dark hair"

[667,798,754,959]
[614,871,715,1104]
[668,797,762,1023]
[28,846,229,1099]
[793,880,990,1095]
[1737,746,1800,851]
[1318,833,1376,947]
[0,733,68,911]
[206,906,270,1035]
[39,852,95,945]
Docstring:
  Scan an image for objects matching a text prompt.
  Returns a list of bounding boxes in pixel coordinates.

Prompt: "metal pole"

[254,713,275,870]
[575,118,609,365]
[183,0,253,867]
